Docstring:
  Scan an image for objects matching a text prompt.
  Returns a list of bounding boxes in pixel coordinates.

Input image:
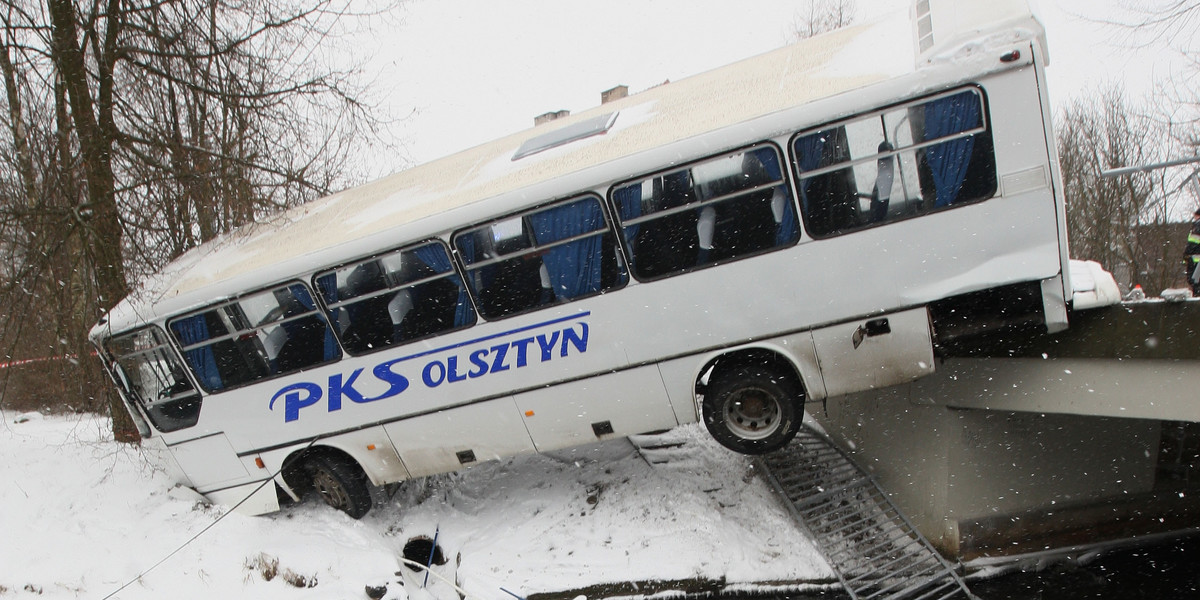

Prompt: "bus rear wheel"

[304,454,372,519]
[702,365,802,455]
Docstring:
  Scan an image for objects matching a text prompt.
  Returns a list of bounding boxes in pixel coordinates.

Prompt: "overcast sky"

[357,0,1197,170]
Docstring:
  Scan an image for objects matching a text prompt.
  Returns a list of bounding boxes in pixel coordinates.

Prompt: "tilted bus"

[90,1,1072,518]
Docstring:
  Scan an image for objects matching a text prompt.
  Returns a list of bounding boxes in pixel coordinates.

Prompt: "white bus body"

[91,2,1071,517]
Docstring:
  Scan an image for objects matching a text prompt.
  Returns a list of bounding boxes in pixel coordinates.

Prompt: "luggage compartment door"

[514,366,678,452]
[383,397,536,478]
[812,307,935,398]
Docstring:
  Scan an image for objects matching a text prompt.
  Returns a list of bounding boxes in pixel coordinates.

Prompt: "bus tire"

[304,454,372,519]
[702,365,802,455]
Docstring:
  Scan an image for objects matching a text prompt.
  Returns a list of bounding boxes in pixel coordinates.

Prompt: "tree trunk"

[47,0,138,443]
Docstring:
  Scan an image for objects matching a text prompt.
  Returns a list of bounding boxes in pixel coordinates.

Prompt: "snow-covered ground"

[0,412,832,600]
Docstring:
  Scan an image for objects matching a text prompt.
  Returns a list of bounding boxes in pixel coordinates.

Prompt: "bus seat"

[398,277,460,340]
[274,318,327,372]
[478,256,548,318]
[340,262,393,352]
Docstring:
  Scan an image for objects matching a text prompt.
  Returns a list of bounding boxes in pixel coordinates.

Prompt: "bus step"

[628,430,696,467]
[756,427,977,600]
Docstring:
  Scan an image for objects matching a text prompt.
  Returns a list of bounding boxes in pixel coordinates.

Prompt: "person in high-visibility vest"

[1187,208,1200,296]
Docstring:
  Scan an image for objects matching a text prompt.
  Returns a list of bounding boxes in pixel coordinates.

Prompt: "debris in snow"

[12,412,42,424]
[1160,288,1192,302]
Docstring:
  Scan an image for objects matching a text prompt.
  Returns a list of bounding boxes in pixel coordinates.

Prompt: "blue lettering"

[328,368,365,411]
[446,356,468,383]
[537,331,560,362]
[489,343,510,373]
[468,348,489,378]
[269,382,323,423]
[423,360,446,387]
[511,337,534,367]
[366,358,410,402]
[269,317,592,421]
[561,322,588,357]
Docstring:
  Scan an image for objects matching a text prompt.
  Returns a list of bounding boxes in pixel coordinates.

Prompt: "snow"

[1069,259,1123,309]
[817,16,913,80]
[0,413,831,599]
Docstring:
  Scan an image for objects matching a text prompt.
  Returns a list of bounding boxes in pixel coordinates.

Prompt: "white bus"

[91,2,1071,518]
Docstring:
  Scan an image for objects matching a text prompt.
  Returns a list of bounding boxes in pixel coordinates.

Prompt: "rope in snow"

[98,438,531,600]
[98,436,321,600]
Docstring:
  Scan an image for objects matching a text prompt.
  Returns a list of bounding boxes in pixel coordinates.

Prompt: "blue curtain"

[529,199,605,299]
[612,184,643,273]
[613,183,642,243]
[171,316,222,391]
[924,91,980,207]
[314,272,349,339]
[793,131,831,214]
[454,231,499,295]
[315,273,338,305]
[290,285,339,361]
[753,148,799,244]
[414,244,474,327]
[453,234,477,265]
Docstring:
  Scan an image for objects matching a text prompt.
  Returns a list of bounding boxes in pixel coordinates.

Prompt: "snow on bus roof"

[180,23,900,288]
[96,5,1042,336]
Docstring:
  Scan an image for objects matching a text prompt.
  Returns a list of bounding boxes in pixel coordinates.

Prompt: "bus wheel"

[305,454,372,519]
[703,365,802,455]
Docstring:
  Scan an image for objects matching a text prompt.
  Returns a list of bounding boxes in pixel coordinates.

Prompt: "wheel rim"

[312,466,352,511]
[722,385,782,440]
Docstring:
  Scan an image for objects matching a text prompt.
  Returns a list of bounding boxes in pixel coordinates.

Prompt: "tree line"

[0,0,394,440]
[1056,1,1200,297]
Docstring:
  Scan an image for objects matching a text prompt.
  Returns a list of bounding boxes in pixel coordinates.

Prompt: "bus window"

[793,87,996,238]
[169,283,340,392]
[106,327,201,432]
[611,145,799,280]
[454,195,627,320]
[314,241,476,354]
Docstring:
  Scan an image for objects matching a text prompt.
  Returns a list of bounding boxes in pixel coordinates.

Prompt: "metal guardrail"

[757,427,977,600]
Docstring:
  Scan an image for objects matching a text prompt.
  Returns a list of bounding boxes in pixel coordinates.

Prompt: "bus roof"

[94,3,1046,339]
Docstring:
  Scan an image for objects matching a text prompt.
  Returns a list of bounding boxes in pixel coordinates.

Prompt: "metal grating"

[757,427,977,600]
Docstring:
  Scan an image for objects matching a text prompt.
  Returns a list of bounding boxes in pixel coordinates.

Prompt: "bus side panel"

[812,307,935,398]
[988,54,1070,330]
[143,432,193,488]
[318,427,411,486]
[169,433,251,490]
[656,332,827,424]
[383,397,536,478]
[1028,39,1074,323]
[205,481,280,516]
[513,366,678,453]
[254,426,411,487]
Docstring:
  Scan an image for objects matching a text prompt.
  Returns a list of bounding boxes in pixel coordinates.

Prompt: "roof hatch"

[512,111,619,161]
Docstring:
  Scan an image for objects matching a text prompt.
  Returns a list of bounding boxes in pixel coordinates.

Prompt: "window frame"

[312,238,478,356]
[103,325,202,432]
[451,193,629,321]
[607,141,800,282]
[166,280,341,394]
[789,85,996,240]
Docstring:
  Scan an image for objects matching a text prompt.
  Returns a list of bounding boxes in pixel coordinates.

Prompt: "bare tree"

[1057,85,1184,294]
[1113,0,1200,49]
[1107,0,1200,195]
[792,0,856,41]
[0,0,396,440]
